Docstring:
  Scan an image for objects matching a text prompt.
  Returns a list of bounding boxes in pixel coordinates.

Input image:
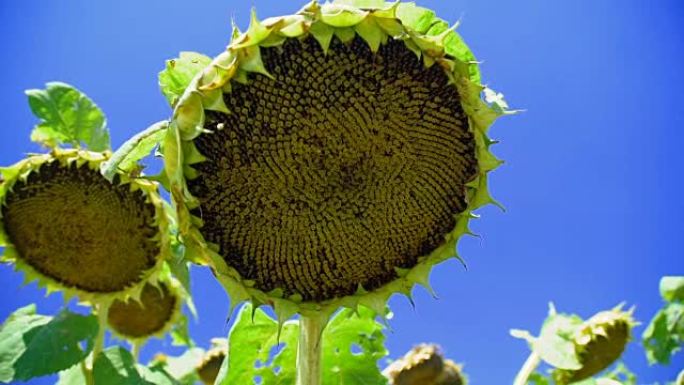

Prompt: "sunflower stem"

[80,360,92,385]
[296,314,325,385]
[513,351,541,385]
[132,341,143,363]
[84,303,109,385]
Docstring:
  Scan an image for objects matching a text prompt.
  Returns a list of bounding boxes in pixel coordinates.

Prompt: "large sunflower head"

[0,149,170,303]
[164,0,509,319]
[552,308,636,385]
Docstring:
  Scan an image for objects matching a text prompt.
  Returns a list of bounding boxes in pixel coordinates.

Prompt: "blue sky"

[0,0,682,384]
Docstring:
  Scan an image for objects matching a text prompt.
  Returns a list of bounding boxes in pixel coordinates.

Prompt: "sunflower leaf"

[149,348,205,385]
[217,304,388,385]
[660,276,684,303]
[159,52,212,107]
[0,305,98,382]
[26,82,110,151]
[321,307,389,385]
[642,302,684,365]
[91,346,179,385]
[530,310,583,370]
[217,304,298,385]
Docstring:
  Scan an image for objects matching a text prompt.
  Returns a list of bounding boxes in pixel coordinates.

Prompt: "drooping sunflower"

[383,344,466,385]
[107,279,183,341]
[552,308,636,385]
[164,0,509,319]
[0,149,171,302]
[196,340,228,385]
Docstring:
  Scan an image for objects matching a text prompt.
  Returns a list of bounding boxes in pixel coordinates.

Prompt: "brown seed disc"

[189,35,478,301]
[107,282,177,338]
[1,161,159,293]
[197,349,226,385]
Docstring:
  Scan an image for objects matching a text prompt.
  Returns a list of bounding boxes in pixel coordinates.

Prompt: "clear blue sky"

[0,1,682,384]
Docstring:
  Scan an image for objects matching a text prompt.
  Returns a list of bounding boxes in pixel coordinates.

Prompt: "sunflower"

[0,149,170,302]
[196,341,228,385]
[553,308,636,385]
[384,344,466,385]
[164,0,509,320]
[107,280,182,341]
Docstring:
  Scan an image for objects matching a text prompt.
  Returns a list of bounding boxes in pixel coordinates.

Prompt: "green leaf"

[0,305,50,382]
[56,364,85,385]
[26,82,110,151]
[660,276,684,303]
[322,307,388,385]
[93,347,146,385]
[159,52,212,107]
[219,304,298,385]
[151,348,204,385]
[533,312,583,370]
[137,364,181,385]
[0,306,98,383]
[101,120,168,181]
[218,304,388,385]
[642,302,684,365]
[528,372,552,385]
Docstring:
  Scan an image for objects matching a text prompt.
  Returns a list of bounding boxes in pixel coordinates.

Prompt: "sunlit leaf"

[322,307,388,385]
[660,276,684,303]
[26,82,110,151]
[532,311,583,370]
[150,348,205,385]
[93,347,179,385]
[642,302,684,365]
[218,304,297,385]
[159,52,212,107]
[217,304,388,385]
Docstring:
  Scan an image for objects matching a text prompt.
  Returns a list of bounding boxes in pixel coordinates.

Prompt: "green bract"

[0,149,172,303]
[163,0,510,322]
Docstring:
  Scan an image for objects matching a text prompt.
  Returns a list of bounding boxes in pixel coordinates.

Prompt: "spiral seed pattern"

[2,161,159,293]
[189,36,478,301]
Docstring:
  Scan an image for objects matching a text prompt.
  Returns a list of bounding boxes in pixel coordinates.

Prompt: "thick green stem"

[84,303,109,385]
[132,341,144,363]
[513,351,541,385]
[296,314,325,385]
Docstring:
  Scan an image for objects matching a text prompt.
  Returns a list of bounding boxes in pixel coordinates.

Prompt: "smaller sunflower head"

[107,280,182,341]
[553,307,636,385]
[384,344,466,385]
[0,149,170,303]
[196,339,228,385]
